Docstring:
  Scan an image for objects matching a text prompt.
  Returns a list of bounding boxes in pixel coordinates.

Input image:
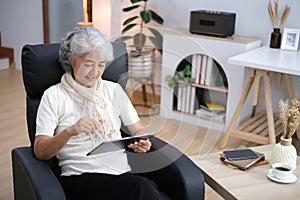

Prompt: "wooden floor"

[0,69,29,200]
[0,68,251,200]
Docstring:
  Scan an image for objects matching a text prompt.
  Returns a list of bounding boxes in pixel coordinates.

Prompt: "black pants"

[60,173,167,200]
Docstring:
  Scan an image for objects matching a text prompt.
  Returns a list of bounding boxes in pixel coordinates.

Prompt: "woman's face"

[71,51,106,87]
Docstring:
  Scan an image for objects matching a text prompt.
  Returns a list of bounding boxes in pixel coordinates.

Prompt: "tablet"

[87,132,156,156]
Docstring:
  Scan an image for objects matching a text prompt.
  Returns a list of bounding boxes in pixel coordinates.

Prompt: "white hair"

[59,26,113,74]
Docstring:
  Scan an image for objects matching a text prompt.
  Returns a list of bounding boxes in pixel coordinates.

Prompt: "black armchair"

[11,42,205,200]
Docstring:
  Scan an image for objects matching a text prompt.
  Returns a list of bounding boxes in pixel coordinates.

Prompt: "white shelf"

[191,83,228,93]
[160,30,261,131]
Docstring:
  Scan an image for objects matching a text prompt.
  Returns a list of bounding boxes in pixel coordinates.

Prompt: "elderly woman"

[34,26,165,200]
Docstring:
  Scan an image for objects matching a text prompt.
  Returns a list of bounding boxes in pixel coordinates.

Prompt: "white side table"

[220,46,300,148]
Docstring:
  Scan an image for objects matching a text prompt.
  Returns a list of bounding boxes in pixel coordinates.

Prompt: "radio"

[189,10,236,37]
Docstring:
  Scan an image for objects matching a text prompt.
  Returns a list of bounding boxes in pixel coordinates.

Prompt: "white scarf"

[61,73,117,142]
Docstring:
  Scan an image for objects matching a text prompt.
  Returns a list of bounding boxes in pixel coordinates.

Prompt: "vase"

[269,28,281,48]
[270,136,297,169]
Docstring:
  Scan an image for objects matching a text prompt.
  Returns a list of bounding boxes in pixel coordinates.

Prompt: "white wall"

[117,0,300,111]
[0,0,43,70]
[146,0,300,46]
[1,0,299,69]
[0,0,299,108]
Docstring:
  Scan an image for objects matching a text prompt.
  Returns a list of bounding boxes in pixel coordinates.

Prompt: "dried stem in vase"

[279,98,300,139]
[267,0,291,28]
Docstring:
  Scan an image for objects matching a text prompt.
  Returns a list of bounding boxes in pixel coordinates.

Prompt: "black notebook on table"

[221,149,265,170]
[223,149,258,161]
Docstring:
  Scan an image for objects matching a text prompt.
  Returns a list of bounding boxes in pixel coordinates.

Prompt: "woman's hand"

[128,138,152,153]
[126,120,151,153]
[69,116,100,136]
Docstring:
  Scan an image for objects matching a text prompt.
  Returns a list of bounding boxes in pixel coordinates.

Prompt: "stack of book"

[220,149,267,170]
[176,85,195,114]
[195,101,226,122]
[191,54,223,86]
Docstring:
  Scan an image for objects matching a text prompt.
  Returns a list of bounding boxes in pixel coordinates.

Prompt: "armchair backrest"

[21,42,128,148]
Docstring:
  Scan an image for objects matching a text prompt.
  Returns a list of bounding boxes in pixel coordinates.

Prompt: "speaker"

[189,10,236,37]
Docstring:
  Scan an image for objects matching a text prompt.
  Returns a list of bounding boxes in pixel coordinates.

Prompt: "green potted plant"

[119,0,164,78]
[165,64,195,89]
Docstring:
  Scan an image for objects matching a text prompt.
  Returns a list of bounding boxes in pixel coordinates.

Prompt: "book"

[205,101,225,111]
[191,54,202,84]
[191,54,199,82]
[189,86,196,114]
[196,108,225,117]
[195,108,226,122]
[200,55,207,85]
[177,86,182,111]
[185,85,191,113]
[181,87,186,112]
[206,60,221,86]
[205,56,214,86]
[220,150,265,171]
[199,105,223,113]
[223,149,258,161]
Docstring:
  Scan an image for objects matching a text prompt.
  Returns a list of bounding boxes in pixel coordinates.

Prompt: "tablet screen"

[87,132,156,155]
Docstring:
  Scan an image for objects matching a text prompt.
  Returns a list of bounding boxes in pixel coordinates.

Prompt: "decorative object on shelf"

[165,65,195,89]
[270,98,300,169]
[280,28,300,51]
[189,10,236,37]
[267,0,291,48]
[270,28,282,48]
[165,64,196,115]
[119,0,164,78]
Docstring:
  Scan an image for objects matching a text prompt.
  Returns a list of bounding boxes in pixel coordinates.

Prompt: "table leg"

[219,72,255,149]
[285,74,297,139]
[255,72,272,114]
[252,70,262,106]
[285,74,295,99]
[263,72,276,144]
[277,73,282,90]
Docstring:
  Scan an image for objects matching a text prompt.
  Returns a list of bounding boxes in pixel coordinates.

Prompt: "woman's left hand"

[128,138,152,153]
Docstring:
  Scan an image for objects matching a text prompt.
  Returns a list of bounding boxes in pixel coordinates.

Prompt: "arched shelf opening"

[172,54,228,123]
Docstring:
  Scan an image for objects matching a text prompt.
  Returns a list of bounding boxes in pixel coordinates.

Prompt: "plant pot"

[270,136,297,169]
[128,46,155,78]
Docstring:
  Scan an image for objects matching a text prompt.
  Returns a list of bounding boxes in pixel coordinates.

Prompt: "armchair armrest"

[127,137,205,200]
[11,147,66,200]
